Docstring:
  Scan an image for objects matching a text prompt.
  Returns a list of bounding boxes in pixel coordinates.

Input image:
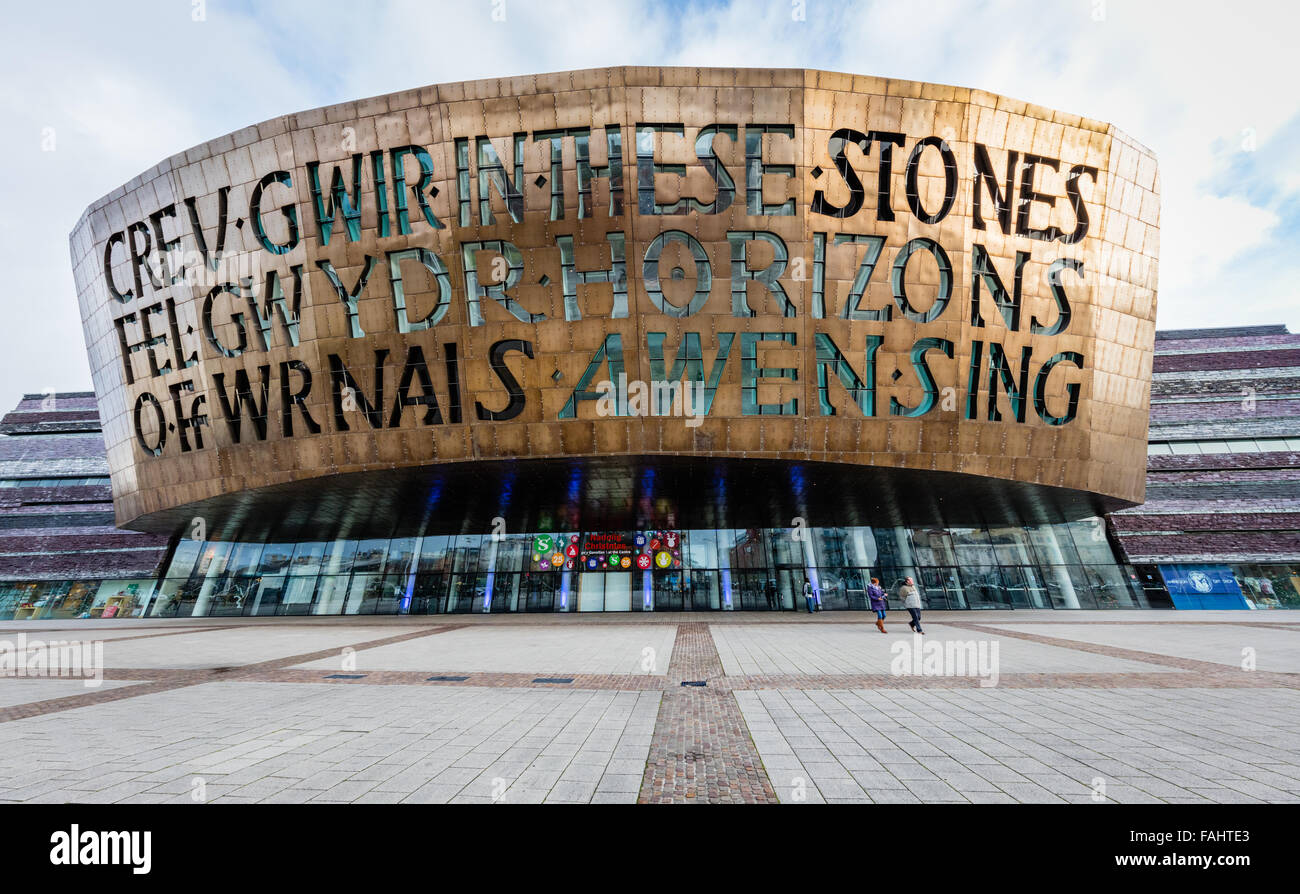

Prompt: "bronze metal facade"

[70,67,1159,540]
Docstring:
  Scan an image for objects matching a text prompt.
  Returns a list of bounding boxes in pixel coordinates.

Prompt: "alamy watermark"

[594,374,706,427]
[0,635,104,687]
[890,634,1000,687]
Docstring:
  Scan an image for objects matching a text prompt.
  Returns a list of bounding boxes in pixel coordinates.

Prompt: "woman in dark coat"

[867,577,888,633]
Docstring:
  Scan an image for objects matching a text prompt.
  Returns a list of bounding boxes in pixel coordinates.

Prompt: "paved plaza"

[0,611,1297,804]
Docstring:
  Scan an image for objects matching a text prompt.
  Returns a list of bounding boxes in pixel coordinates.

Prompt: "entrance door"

[521,572,559,612]
[578,573,605,612]
[775,568,807,611]
[653,570,683,611]
[604,572,632,611]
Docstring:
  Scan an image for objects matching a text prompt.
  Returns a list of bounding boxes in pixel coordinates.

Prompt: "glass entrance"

[578,573,605,612]
[776,568,807,610]
[652,569,683,611]
[520,572,560,612]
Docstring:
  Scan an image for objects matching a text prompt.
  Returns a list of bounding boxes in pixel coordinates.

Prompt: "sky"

[2,0,1297,415]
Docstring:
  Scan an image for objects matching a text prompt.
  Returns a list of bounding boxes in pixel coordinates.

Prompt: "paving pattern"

[0,611,1296,803]
[638,622,776,803]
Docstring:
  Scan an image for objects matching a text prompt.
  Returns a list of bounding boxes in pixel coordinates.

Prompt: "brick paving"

[637,623,776,803]
[0,612,1296,803]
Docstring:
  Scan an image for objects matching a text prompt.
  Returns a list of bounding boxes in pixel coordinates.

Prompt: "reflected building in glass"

[144,519,1147,616]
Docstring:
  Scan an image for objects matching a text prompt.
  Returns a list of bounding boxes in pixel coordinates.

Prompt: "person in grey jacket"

[899,577,924,634]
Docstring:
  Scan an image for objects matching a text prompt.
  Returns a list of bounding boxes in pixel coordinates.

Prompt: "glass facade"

[7,531,1297,620]
[1233,564,1300,608]
[0,578,158,620]
[114,518,1155,617]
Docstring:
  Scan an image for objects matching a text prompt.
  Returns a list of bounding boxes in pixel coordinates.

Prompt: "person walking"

[802,580,818,614]
[867,577,887,632]
[899,576,924,634]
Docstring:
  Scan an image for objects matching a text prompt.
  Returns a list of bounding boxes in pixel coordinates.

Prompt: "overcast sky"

[2,0,1296,414]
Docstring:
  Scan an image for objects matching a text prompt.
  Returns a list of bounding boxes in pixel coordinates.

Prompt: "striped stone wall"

[1111,325,1300,565]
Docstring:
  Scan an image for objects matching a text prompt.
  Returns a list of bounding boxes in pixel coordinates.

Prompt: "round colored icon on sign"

[533,535,553,554]
[634,534,646,547]
[587,557,600,570]
[565,544,578,558]
[650,538,661,550]
[565,559,574,570]
[620,556,631,568]
[608,555,620,567]
[551,553,565,567]
[636,554,652,570]
[655,551,672,568]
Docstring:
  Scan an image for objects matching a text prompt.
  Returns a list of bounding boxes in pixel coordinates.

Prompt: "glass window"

[225,541,266,577]
[150,578,203,618]
[685,529,719,569]
[311,574,349,614]
[1064,518,1118,565]
[766,527,801,566]
[417,535,452,573]
[988,527,1035,565]
[448,535,483,574]
[950,527,997,566]
[246,577,287,616]
[1065,565,1098,609]
[911,528,958,566]
[959,565,1009,609]
[1232,564,1300,608]
[1086,563,1137,608]
[280,574,318,614]
[871,527,914,572]
[1227,439,1258,453]
[486,534,530,574]
[162,539,203,580]
[256,543,294,575]
[289,541,327,576]
[206,576,258,617]
[44,580,101,619]
[1027,524,1081,566]
[811,528,851,568]
[321,538,360,574]
[148,579,189,618]
[194,540,235,578]
[841,528,879,568]
[343,572,387,614]
[350,538,389,574]
[732,529,771,570]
